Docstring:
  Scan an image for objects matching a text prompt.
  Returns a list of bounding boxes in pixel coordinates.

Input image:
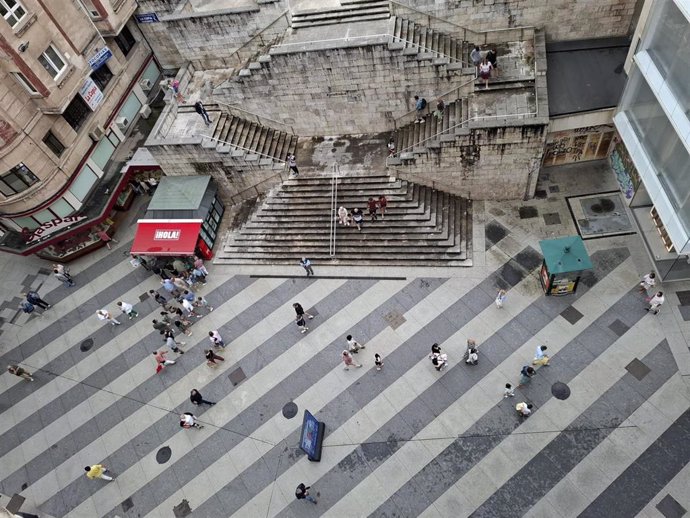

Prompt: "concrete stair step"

[291,6,390,29]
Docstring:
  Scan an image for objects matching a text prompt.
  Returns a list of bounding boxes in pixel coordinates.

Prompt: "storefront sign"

[299,410,325,462]
[135,12,159,23]
[88,47,113,71]
[154,229,181,240]
[24,216,88,243]
[79,78,104,111]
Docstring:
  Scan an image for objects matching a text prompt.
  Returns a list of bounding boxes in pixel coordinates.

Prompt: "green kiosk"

[539,236,593,296]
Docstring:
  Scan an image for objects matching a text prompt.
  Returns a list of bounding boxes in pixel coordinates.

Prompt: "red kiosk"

[131,176,223,260]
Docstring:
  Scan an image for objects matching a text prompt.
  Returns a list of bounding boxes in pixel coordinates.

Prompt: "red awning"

[131,219,202,256]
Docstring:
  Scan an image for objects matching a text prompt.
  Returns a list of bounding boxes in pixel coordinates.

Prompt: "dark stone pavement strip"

[0,275,258,492]
[36,277,379,517]
[578,407,690,518]
[470,340,676,518]
[96,277,439,518]
[190,247,584,518]
[368,290,647,517]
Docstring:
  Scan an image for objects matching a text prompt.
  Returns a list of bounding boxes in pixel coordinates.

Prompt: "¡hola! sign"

[23,216,88,243]
[154,229,181,240]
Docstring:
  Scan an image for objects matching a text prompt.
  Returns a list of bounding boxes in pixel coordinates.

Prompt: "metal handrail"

[195,133,289,165]
[225,10,291,68]
[329,164,339,257]
[211,99,295,135]
[389,35,465,64]
[388,0,481,42]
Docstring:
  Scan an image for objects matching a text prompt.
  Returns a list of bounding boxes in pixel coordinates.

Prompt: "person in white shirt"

[639,271,656,294]
[96,309,120,326]
[208,330,225,349]
[532,345,550,366]
[646,291,665,315]
[346,335,365,354]
[116,301,138,319]
[478,58,493,89]
[516,402,533,417]
[338,206,349,225]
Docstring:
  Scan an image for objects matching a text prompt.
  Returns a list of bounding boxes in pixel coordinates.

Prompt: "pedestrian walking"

[174,319,193,336]
[293,302,314,321]
[116,301,138,319]
[179,412,204,429]
[194,100,212,125]
[387,137,396,157]
[367,197,378,222]
[414,95,427,123]
[161,278,180,297]
[54,269,75,287]
[346,334,365,353]
[149,290,175,311]
[24,290,50,309]
[295,483,318,504]
[19,300,41,316]
[153,349,176,371]
[167,79,185,103]
[486,47,498,75]
[352,207,364,231]
[374,353,384,371]
[431,342,442,355]
[465,346,479,365]
[515,402,533,417]
[429,352,448,371]
[434,98,445,120]
[299,257,314,277]
[470,45,482,70]
[532,345,550,366]
[342,350,362,370]
[518,365,536,387]
[462,338,477,362]
[479,57,493,89]
[164,332,186,354]
[190,389,216,406]
[182,298,201,318]
[205,348,225,367]
[296,314,309,334]
[7,364,34,381]
[152,319,171,333]
[195,296,214,312]
[639,271,656,294]
[287,153,299,176]
[504,383,515,398]
[338,206,349,225]
[193,255,209,277]
[95,230,118,249]
[96,309,120,326]
[378,195,387,219]
[208,330,225,349]
[84,464,113,481]
[645,291,665,315]
[495,289,507,309]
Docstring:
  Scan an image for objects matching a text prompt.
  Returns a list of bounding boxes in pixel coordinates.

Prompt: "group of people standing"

[470,45,498,90]
[337,196,388,231]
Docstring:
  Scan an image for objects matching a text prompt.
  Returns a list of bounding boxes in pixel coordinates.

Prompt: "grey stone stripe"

[471,339,677,518]
[369,280,646,515]
[578,407,690,517]
[188,247,562,517]
[36,277,380,517]
[99,277,448,518]
[0,274,260,495]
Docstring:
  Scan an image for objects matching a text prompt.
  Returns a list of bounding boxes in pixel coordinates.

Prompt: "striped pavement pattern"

[1,242,688,518]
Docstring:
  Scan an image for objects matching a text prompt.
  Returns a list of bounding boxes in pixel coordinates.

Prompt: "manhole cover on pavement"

[156,446,172,464]
[551,382,571,400]
[79,339,94,352]
[282,402,298,419]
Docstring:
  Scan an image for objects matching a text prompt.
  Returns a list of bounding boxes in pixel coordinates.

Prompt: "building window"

[43,131,65,157]
[11,72,37,94]
[79,0,101,19]
[0,163,39,196]
[90,64,113,91]
[38,44,67,79]
[63,95,91,131]
[114,25,136,56]
[0,0,27,28]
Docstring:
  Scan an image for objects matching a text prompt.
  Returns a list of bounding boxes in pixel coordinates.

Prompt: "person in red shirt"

[367,197,378,222]
[378,195,387,219]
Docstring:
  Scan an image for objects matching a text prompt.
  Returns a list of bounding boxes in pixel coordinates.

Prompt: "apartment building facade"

[0,0,162,260]
[613,0,690,280]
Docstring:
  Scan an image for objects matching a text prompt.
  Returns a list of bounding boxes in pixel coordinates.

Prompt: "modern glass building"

[614,0,690,280]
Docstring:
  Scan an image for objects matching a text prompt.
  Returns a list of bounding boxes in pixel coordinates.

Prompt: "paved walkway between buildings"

[0,160,689,517]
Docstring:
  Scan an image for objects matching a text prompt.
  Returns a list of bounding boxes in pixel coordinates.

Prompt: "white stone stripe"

[0,275,287,482]
[317,258,636,518]
[143,273,494,518]
[61,278,397,517]
[420,315,674,517]
[524,374,690,518]
[227,257,556,518]
[0,255,145,393]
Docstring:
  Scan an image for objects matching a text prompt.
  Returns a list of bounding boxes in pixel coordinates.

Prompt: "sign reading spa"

[23,216,88,243]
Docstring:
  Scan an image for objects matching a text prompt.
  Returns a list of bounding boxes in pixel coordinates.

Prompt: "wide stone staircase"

[177,103,298,167]
[215,174,472,266]
[291,0,390,29]
[389,16,470,67]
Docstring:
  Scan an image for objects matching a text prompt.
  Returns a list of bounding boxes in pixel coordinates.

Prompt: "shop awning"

[130,219,202,256]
